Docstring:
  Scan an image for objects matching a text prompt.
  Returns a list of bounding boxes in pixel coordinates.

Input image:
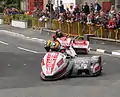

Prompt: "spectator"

[116,13,120,28]
[69,4,74,14]
[83,2,90,15]
[60,1,65,13]
[75,13,81,22]
[80,4,84,12]
[90,3,95,12]
[87,11,95,24]
[94,1,101,12]
[54,7,59,19]
[107,17,117,38]
[75,5,80,14]
[66,8,70,15]
[95,11,101,24]
[46,0,54,12]
[109,5,116,19]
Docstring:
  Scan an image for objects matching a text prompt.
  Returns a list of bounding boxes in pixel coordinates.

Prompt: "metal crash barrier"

[50,20,120,40]
[2,15,120,40]
[32,17,45,30]
[3,15,12,24]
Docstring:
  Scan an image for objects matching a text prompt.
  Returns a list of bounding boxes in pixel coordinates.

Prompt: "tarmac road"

[0,32,120,97]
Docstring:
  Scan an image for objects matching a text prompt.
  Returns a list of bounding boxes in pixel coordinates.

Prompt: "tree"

[0,0,5,12]
[0,0,20,12]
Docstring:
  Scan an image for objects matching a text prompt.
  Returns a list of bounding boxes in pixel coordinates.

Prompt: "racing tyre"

[85,46,90,54]
[85,49,89,54]
[66,66,73,77]
[45,46,50,52]
[40,72,46,81]
[92,69,102,77]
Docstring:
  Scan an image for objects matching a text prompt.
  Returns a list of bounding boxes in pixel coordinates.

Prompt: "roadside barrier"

[32,17,45,30]
[50,20,120,40]
[3,15,120,40]
[30,18,120,40]
[3,15,12,24]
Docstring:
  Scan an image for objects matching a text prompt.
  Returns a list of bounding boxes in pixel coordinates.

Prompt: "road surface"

[0,31,120,97]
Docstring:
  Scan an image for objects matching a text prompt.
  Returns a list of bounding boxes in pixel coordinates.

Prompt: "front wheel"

[45,46,50,52]
[40,72,46,81]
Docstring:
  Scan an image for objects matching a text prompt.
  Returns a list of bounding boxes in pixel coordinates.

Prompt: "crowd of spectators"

[4,7,24,15]
[36,1,120,31]
[3,1,120,31]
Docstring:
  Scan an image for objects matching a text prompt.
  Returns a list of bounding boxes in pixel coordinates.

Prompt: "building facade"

[53,0,112,9]
[28,0,44,10]
[21,0,45,11]
[21,0,28,11]
[20,0,116,12]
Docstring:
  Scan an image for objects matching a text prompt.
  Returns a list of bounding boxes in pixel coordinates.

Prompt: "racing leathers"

[45,29,77,57]
[53,30,65,41]
[44,40,61,52]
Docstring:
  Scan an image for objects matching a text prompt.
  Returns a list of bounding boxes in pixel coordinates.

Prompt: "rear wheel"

[66,67,73,77]
[85,49,89,54]
[85,46,90,54]
[92,69,102,77]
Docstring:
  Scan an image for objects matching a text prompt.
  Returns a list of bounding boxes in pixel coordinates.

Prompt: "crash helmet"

[44,40,52,47]
[56,29,64,38]
[51,41,61,51]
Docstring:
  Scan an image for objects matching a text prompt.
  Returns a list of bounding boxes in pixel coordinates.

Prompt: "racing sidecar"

[40,52,102,81]
[72,40,90,54]
[55,37,90,54]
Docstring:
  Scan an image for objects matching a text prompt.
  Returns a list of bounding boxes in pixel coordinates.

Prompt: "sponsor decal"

[46,52,59,74]
[59,37,71,46]
[74,41,87,46]
[57,58,64,67]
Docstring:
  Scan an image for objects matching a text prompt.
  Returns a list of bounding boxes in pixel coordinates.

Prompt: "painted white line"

[38,52,46,54]
[17,47,39,54]
[0,41,9,45]
[8,64,11,67]
[100,52,120,58]
[0,30,46,43]
[112,52,120,56]
[2,30,120,57]
[26,37,30,39]
[96,49,105,53]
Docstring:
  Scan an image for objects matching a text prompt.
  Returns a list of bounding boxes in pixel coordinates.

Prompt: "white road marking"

[103,63,107,65]
[112,52,120,56]
[0,30,46,43]
[90,51,120,59]
[0,40,9,45]
[8,64,11,67]
[96,49,105,53]
[38,52,46,54]
[24,64,27,66]
[99,52,120,58]
[17,47,46,54]
[1,30,120,58]
[17,47,39,54]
